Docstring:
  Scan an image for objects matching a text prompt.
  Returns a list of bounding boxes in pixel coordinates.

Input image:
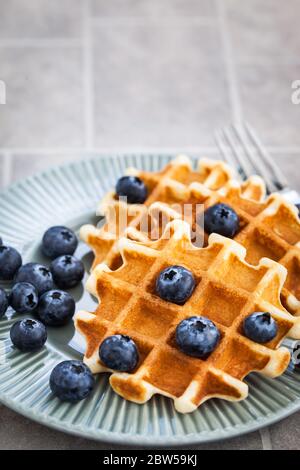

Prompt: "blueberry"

[38,290,75,326]
[50,360,95,402]
[99,335,139,372]
[204,203,240,238]
[10,318,47,352]
[0,246,22,281]
[156,265,195,305]
[296,203,300,218]
[292,344,300,369]
[10,282,38,314]
[116,176,148,204]
[14,263,54,295]
[0,288,8,318]
[50,255,84,289]
[176,316,220,359]
[42,226,78,259]
[0,237,2,245]
[243,312,278,344]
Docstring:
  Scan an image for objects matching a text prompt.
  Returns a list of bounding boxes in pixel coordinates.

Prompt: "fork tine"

[244,122,288,190]
[214,130,246,180]
[222,126,255,179]
[232,124,277,193]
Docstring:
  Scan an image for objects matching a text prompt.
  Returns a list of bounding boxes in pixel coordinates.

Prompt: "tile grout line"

[216,0,243,123]
[82,0,94,150]
[2,152,12,188]
[259,427,273,450]
[0,38,298,65]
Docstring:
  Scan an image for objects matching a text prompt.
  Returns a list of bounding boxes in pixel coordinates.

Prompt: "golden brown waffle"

[128,179,300,316]
[81,155,300,314]
[80,155,235,269]
[75,219,300,413]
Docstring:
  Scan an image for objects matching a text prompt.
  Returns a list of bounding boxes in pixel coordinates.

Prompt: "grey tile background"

[93,22,228,147]
[226,0,300,60]
[91,0,217,18]
[0,0,300,450]
[0,0,84,39]
[236,63,300,146]
[0,46,84,148]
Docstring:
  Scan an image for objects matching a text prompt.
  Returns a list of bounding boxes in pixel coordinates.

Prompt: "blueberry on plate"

[50,360,95,402]
[116,175,148,204]
[9,282,38,314]
[10,318,47,352]
[38,290,75,326]
[42,226,78,259]
[204,203,240,238]
[176,316,220,359]
[14,263,54,296]
[0,288,8,318]
[0,246,22,281]
[99,334,139,372]
[292,344,300,369]
[243,312,278,344]
[50,255,84,289]
[156,265,195,305]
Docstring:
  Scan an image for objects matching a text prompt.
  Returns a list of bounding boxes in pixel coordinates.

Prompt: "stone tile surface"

[0,0,84,39]
[226,0,300,59]
[272,153,300,190]
[269,411,300,450]
[0,46,84,148]
[93,22,230,147]
[91,0,216,18]
[236,63,300,146]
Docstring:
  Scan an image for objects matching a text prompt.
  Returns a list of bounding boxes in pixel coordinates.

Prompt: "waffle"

[81,155,300,314]
[75,219,300,413]
[127,178,300,316]
[80,155,236,269]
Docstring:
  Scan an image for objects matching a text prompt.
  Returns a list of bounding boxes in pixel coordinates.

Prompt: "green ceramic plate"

[1,153,300,447]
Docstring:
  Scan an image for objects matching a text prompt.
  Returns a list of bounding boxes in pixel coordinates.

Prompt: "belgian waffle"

[80,155,236,269]
[75,219,300,413]
[126,178,300,316]
[81,155,300,314]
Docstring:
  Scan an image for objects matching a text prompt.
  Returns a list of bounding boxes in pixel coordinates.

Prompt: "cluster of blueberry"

[0,227,95,402]
[0,226,84,328]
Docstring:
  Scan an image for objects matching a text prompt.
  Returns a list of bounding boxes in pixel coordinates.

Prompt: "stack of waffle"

[75,156,300,413]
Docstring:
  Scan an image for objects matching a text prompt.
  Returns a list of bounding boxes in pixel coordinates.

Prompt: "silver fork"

[215,122,300,206]
[215,123,300,354]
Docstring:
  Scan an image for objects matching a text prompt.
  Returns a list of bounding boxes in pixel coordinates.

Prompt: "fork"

[215,122,300,206]
[215,123,300,353]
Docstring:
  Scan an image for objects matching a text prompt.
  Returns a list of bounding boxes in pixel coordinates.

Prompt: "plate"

[1,153,300,447]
